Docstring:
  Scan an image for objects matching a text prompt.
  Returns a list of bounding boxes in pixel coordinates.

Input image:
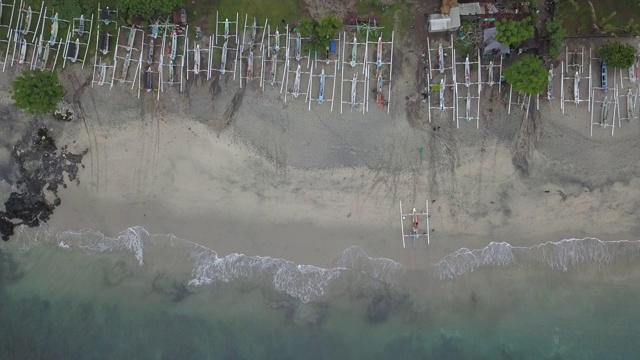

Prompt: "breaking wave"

[434,238,640,279]
[9,226,406,303]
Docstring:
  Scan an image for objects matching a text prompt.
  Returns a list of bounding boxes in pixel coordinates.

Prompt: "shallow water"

[1,226,640,359]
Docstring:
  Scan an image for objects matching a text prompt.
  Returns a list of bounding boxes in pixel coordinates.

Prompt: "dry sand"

[2,34,640,269]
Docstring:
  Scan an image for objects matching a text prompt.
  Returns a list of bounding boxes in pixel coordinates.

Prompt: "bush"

[119,0,183,19]
[599,41,637,68]
[504,55,549,95]
[545,19,567,59]
[496,17,535,47]
[11,70,64,115]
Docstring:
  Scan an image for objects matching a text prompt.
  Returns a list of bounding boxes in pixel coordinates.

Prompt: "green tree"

[496,17,535,47]
[120,0,183,19]
[11,70,64,115]
[504,55,549,95]
[599,41,636,68]
[297,15,343,53]
[545,19,567,58]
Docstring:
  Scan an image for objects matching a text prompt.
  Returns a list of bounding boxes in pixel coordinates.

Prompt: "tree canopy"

[545,19,567,59]
[11,70,64,115]
[120,0,182,19]
[599,41,637,68]
[496,17,535,47]
[504,55,549,95]
[297,15,343,53]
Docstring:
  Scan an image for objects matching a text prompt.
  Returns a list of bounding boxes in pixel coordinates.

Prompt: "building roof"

[428,5,461,32]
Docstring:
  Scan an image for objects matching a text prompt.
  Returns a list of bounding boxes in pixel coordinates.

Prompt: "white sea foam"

[435,238,640,279]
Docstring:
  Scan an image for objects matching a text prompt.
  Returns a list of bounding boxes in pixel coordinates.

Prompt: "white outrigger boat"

[270,53,277,85]
[377,73,384,108]
[169,30,177,61]
[466,90,472,121]
[547,65,554,100]
[600,95,608,127]
[246,51,253,79]
[250,17,257,47]
[76,14,84,35]
[294,32,301,62]
[220,40,228,74]
[18,38,27,64]
[224,18,229,39]
[627,87,634,121]
[274,28,280,52]
[193,43,200,75]
[97,61,106,85]
[120,52,130,83]
[293,64,301,97]
[488,61,494,86]
[49,13,58,45]
[42,41,50,68]
[126,27,136,51]
[376,36,382,68]
[34,34,43,68]
[350,73,358,108]
[350,36,357,68]
[144,66,153,92]
[24,6,32,34]
[318,68,325,104]
[399,200,432,248]
[574,71,580,105]
[439,77,445,111]
[464,55,471,87]
[438,42,444,74]
[168,60,175,85]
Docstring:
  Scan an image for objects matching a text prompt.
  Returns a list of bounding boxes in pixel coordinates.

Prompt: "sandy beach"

[0,35,616,270]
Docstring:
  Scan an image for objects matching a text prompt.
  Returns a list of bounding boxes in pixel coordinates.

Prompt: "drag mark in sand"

[71,72,102,196]
[132,98,161,195]
[210,87,245,133]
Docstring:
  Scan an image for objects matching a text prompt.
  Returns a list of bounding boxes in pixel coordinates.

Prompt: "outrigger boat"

[547,66,554,100]
[193,43,200,75]
[246,51,253,78]
[627,87,634,121]
[250,18,257,46]
[42,41,50,68]
[270,53,277,85]
[66,38,79,62]
[350,36,357,68]
[168,61,175,85]
[35,34,43,68]
[399,200,431,248]
[274,28,280,52]
[100,32,109,54]
[102,7,110,25]
[144,66,153,92]
[294,32,301,62]
[574,71,580,105]
[488,61,494,86]
[318,68,325,104]
[151,23,158,39]
[629,63,636,84]
[24,6,32,34]
[220,40,228,74]
[77,15,84,35]
[126,27,136,51]
[439,77,445,111]
[376,36,382,68]
[97,61,106,85]
[464,55,471,87]
[601,60,608,90]
[147,38,154,64]
[601,96,608,127]
[466,90,472,121]
[120,52,130,83]
[49,13,58,46]
[18,38,26,64]
[351,73,358,108]
[293,64,301,97]
[438,42,444,74]
[377,73,384,109]
[169,30,177,61]
[224,18,229,40]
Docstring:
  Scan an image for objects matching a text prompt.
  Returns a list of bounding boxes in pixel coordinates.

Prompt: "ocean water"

[1,226,640,359]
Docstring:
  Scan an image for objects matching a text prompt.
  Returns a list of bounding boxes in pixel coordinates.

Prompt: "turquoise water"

[1,227,640,359]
